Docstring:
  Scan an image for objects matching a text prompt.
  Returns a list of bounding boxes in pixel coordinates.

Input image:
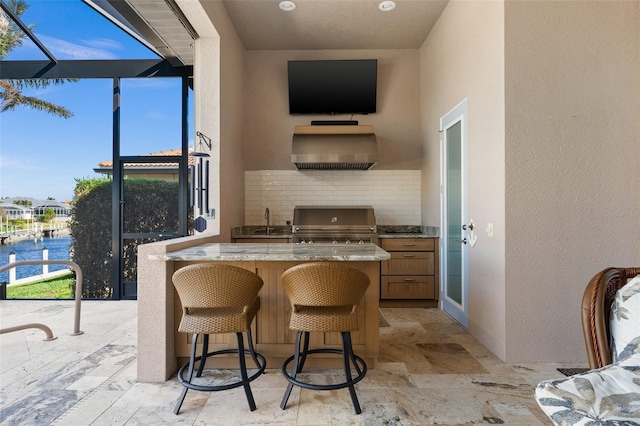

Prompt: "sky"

[0,0,193,203]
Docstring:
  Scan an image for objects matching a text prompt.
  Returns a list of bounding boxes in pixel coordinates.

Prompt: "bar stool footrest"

[177,348,266,392]
[281,348,367,391]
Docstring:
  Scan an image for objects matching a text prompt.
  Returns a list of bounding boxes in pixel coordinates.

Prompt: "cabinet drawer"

[381,276,435,299]
[381,252,435,275]
[380,238,435,251]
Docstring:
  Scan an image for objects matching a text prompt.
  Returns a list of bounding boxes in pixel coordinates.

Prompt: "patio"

[0,300,573,425]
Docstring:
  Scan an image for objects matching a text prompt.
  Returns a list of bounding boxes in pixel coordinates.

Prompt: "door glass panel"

[122,176,181,235]
[446,121,463,305]
[119,78,183,156]
[120,164,184,299]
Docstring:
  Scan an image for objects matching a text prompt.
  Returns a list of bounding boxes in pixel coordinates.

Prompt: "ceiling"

[222,0,449,50]
[98,0,449,66]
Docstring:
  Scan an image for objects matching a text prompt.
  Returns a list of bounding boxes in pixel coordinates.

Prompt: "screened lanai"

[0,0,196,299]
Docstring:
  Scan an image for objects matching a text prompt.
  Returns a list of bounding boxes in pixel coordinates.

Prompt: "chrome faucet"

[264,207,271,234]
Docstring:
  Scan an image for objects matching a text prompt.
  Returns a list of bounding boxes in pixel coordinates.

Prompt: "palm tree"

[0,0,75,118]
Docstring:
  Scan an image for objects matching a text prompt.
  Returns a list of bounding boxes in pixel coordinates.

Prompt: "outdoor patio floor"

[0,300,579,425]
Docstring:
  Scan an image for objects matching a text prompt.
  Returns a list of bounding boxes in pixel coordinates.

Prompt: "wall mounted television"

[287,59,377,115]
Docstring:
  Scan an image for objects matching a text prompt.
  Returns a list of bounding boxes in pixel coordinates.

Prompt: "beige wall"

[243,50,423,170]
[180,0,640,363]
[419,1,507,359]
[420,0,640,363]
[181,0,247,242]
[504,0,640,362]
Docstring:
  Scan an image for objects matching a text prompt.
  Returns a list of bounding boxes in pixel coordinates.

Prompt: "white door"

[440,99,469,328]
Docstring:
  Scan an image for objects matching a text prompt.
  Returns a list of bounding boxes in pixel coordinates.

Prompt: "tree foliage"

[0,0,76,117]
[42,207,55,223]
[13,199,32,207]
[69,177,190,299]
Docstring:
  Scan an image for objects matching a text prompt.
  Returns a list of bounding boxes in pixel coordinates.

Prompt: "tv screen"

[288,59,377,115]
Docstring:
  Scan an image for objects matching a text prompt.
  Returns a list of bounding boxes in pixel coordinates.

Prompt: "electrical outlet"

[486,223,494,237]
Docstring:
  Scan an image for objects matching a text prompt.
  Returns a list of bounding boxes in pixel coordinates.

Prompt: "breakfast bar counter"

[137,239,389,382]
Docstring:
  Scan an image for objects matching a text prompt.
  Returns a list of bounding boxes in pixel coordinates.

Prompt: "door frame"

[110,77,190,300]
[439,98,469,328]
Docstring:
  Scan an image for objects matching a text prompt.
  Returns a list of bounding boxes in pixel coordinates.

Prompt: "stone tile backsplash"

[245,170,421,226]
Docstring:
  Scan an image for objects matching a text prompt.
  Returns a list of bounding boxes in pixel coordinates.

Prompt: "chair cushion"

[610,275,640,363]
[534,353,640,425]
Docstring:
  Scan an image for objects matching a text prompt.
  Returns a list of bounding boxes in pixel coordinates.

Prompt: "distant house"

[0,203,32,220]
[0,197,71,221]
[93,148,195,181]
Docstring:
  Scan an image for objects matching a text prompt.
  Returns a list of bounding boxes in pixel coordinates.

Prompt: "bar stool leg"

[298,331,311,372]
[174,333,199,415]
[346,333,363,376]
[280,331,304,409]
[196,333,209,377]
[236,332,257,411]
[246,328,260,367]
[341,332,362,414]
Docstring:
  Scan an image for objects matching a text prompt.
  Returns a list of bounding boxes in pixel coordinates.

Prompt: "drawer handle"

[403,278,415,282]
[402,243,415,246]
[402,254,415,257]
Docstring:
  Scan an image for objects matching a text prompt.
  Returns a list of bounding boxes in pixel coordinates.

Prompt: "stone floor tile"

[0,302,559,425]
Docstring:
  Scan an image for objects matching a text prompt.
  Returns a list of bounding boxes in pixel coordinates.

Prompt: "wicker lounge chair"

[581,267,640,369]
[535,266,640,424]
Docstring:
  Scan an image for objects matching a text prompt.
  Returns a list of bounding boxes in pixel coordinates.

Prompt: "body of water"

[0,236,72,282]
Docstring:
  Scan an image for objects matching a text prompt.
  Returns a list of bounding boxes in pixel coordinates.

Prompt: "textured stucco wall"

[186,1,247,242]
[505,0,640,362]
[243,50,423,171]
[419,1,506,359]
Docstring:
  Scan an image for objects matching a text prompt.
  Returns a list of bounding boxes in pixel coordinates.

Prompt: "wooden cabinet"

[380,237,439,300]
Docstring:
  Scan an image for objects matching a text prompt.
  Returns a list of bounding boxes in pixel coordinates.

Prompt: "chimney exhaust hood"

[291,125,377,170]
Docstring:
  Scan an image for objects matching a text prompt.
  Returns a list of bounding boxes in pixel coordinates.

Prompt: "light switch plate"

[486,223,494,237]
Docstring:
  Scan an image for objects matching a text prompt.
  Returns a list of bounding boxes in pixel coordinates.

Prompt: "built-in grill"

[292,205,377,244]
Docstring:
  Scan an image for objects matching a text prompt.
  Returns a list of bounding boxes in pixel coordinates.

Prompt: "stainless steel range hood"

[291,125,377,170]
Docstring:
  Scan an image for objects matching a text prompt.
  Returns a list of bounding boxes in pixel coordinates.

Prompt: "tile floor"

[0,300,581,425]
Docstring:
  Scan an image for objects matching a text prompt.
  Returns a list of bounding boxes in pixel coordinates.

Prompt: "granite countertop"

[148,243,390,262]
[376,225,440,238]
[231,225,440,239]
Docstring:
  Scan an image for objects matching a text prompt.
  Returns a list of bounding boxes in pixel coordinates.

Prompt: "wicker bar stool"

[279,262,370,414]
[172,264,266,415]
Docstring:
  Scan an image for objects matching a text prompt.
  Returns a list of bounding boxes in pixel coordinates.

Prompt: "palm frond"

[1,81,73,118]
[12,79,80,90]
[0,0,76,118]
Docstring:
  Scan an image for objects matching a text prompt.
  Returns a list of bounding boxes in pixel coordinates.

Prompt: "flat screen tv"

[288,59,377,115]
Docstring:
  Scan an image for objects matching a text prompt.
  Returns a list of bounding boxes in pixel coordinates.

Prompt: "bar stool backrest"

[173,264,263,312]
[282,262,370,310]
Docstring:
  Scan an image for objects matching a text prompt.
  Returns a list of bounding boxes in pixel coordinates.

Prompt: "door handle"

[462,223,474,231]
[457,238,467,244]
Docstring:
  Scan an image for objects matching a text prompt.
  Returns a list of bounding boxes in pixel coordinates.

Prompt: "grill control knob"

[358,240,365,244]
[345,240,351,244]
[332,240,337,244]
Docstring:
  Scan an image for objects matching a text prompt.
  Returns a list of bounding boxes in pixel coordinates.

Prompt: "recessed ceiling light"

[279,1,296,11]
[378,1,396,11]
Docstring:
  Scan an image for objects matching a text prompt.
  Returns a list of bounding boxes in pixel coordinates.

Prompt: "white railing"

[0,260,83,339]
